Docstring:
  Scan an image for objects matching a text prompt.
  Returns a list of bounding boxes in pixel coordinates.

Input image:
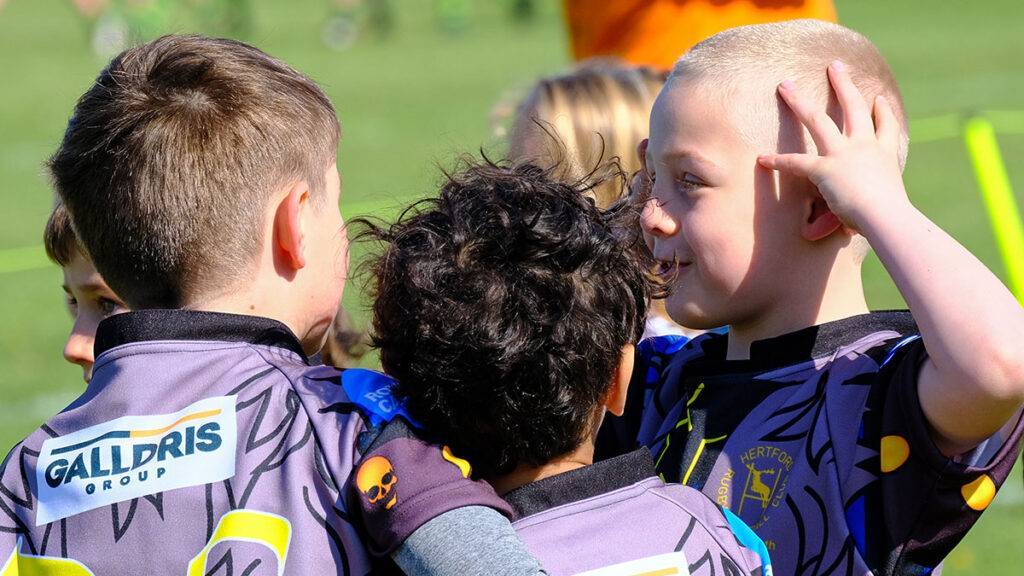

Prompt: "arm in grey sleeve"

[392,506,548,576]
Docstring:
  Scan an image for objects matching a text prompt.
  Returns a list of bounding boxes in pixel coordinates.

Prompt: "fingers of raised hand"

[827,60,873,138]
[872,95,900,158]
[757,153,818,179]
[777,80,841,154]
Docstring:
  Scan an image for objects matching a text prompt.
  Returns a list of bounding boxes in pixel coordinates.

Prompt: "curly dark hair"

[354,156,662,478]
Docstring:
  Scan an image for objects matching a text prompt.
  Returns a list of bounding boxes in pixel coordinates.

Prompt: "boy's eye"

[98,297,124,317]
[676,173,705,191]
[65,296,78,314]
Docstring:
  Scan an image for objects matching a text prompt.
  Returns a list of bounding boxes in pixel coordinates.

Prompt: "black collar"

[95,310,309,362]
[687,310,917,373]
[503,449,657,519]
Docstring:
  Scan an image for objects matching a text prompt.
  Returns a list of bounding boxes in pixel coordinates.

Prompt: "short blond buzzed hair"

[671,19,909,168]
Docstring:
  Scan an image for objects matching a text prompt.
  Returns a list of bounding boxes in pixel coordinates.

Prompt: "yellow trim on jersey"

[681,434,727,486]
[633,569,679,576]
[129,409,222,438]
[655,435,671,469]
[686,383,704,407]
[1,539,95,576]
[187,510,292,576]
[655,383,707,470]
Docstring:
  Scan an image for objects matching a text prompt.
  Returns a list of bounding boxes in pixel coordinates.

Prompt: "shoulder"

[1,426,61,522]
[637,332,717,378]
[291,367,416,433]
[648,483,770,574]
[638,333,693,359]
[322,368,411,426]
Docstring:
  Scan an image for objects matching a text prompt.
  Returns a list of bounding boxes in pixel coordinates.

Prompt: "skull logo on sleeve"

[356,456,398,510]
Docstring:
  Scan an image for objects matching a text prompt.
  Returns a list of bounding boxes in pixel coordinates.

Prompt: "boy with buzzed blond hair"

[598,19,1024,576]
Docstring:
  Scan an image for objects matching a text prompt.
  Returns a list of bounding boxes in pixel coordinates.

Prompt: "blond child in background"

[503,59,692,340]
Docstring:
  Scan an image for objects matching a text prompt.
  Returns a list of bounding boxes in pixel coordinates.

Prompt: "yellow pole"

[963,116,1024,303]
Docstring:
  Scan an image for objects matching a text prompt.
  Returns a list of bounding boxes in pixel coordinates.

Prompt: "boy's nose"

[640,198,678,238]
[63,331,95,384]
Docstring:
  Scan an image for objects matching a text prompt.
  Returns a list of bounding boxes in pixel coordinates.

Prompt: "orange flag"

[564,0,837,70]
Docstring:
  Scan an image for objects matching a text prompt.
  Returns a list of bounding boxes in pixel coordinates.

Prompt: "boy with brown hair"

[603,19,1024,575]
[43,201,128,384]
[0,35,539,575]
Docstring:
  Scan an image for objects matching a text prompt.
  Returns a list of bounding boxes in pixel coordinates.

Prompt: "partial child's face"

[61,254,128,383]
[643,78,801,329]
[300,162,350,351]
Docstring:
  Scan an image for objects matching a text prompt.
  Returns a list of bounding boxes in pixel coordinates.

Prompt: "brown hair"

[43,201,81,267]
[48,35,341,308]
[504,59,666,208]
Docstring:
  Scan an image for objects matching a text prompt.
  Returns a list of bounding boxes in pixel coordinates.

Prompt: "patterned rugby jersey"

[507,449,771,576]
[0,310,509,575]
[598,311,1024,576]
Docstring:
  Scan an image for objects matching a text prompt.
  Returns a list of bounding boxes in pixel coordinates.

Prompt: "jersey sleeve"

[334,369,514,557]
[350,418,514,556]
[874,337,1024,573]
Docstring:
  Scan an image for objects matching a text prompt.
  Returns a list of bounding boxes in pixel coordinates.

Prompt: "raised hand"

[757,60,908,234]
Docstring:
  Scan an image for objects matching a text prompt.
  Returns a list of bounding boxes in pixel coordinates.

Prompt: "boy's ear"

[273,180,311,271]
[604,344,636,417]
[802,193,843,242]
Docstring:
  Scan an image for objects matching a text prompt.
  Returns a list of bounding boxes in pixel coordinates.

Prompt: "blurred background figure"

[68,0,253,56]
[195,0,254,40]
[563,0,836,70]
[500,59,697,338]
[322,0,398,51]
[504,59,663,208]
[323,0,368,50]
[511,0,535,22]
[320,305,370,369]
[71,0,174,57]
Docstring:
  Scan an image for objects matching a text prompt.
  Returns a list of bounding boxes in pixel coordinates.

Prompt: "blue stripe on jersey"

[846,494,867,558]
[638,334,690,358]
[723,507,773,575]
[341,368,415,427]
[880,334,921,368]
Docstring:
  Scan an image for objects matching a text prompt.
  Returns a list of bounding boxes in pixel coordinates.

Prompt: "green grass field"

[0,1,1021,573]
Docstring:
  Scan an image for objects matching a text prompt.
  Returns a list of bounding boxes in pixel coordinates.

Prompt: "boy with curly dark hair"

[356,158,771,575]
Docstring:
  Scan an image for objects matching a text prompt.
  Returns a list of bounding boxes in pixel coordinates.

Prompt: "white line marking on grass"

[0,245,51,274]
[0,196,420,275]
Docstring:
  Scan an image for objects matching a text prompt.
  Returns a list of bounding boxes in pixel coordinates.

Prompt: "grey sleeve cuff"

[392,505,548,576]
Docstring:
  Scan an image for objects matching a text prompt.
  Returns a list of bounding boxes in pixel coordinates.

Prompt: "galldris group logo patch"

[36,396,238,525]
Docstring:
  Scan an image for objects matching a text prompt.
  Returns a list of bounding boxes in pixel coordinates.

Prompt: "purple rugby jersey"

[0,310,509,575]
[599,311,1024,576]
[507,449,770,576]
